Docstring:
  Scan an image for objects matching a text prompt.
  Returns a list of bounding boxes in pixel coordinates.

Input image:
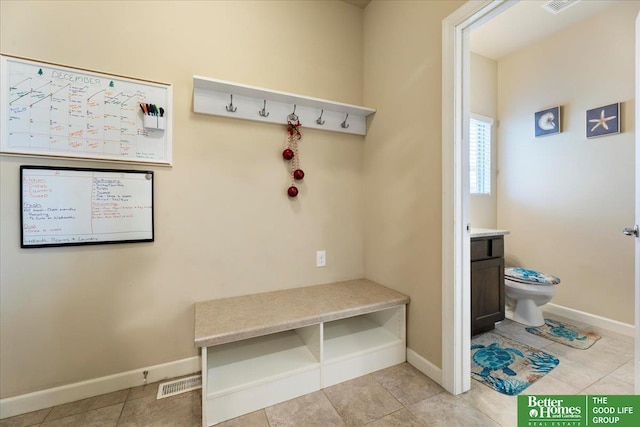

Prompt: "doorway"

[441,0,640,395]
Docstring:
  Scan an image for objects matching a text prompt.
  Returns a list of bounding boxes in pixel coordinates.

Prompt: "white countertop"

[470,228,510,238]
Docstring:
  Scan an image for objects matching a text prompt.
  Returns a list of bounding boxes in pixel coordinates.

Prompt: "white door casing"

[441,0,514,395]
[634,10,640,396]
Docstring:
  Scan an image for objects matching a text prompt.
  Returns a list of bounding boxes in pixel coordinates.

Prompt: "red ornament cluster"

[283,120,304,198]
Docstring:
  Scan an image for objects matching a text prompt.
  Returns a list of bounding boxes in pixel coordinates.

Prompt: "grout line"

[320,386,344,422]
[115,393,127,426]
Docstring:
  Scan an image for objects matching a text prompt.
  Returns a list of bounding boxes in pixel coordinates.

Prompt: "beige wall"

[0,0,366,398]
[496,1,639,324]
[363,0,465,368]
[470,52,498,229]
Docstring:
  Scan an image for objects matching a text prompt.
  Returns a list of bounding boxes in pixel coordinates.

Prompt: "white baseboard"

[406,347,442,386]
[0,355,200,420]
[543,303,635,337]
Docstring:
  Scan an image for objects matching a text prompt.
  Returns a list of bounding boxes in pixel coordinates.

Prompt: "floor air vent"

[542,0,581,15]
[156,375,202,399]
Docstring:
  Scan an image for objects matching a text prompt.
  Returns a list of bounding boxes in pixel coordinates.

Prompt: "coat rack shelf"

[193,76,375,136]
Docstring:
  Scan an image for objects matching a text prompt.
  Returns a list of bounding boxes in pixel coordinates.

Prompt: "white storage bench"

[194,279,410,426]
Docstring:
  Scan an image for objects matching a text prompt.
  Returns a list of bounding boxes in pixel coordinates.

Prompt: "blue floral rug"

[525,318,601,349]
[471,332,559,396]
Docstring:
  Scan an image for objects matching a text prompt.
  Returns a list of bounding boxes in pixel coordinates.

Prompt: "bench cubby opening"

[204,326,321,425]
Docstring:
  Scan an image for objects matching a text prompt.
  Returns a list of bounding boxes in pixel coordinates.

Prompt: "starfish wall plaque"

[586,103,620,138]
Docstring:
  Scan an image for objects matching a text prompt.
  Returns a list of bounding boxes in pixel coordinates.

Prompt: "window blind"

[470,115,493,195]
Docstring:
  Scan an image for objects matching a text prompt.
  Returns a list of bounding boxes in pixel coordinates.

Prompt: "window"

[469,114,493,195]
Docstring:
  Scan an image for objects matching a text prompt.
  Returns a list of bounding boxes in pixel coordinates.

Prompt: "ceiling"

[341,0,618,60]
[470,0,619,60]
[342,0,371,9]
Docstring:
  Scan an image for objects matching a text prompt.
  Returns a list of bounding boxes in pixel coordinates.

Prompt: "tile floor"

[1,314,634,427]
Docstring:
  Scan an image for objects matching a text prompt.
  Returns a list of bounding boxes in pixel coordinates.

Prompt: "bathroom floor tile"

[364,408,425,426]
[323,375,403,426]
[593,331,635,358]
[459,379,517,427]
[371,362,444,406]
[117,390,201,427]
[607,359,636,386]
[545,340,631,376]
[581,374,636,395]
[41,403,122,427]
[125,382,161,402]
[408,392,500,427]
[542,356,607,391]
[0,408,52,427]
[215,410,270,427]
[45,390,128,422]
[522,374,582,395]
[264,391,345,427]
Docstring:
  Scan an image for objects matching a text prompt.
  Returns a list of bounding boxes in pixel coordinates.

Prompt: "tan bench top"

[194,279,410,348]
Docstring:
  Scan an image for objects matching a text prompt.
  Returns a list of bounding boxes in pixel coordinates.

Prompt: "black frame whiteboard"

[21,165,154,248]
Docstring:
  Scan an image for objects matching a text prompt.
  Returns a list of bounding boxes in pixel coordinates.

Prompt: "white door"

[634,11,640,395]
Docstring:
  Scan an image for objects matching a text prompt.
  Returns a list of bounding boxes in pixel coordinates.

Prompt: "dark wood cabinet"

[471,236,505,336]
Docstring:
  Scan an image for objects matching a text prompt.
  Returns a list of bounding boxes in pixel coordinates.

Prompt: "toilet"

[504,267,560,327]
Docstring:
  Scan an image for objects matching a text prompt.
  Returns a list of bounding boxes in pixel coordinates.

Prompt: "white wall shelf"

[193,75,376,135]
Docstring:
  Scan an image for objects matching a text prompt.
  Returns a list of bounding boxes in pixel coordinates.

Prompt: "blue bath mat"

[526,318,601,349]
[471,332,559,396]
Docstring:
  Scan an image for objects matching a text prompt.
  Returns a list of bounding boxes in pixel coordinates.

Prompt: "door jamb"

[441,0,517,395]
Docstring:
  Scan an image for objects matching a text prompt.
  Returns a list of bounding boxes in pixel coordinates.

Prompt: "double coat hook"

[316,110,325,126]
[226,94,237,112]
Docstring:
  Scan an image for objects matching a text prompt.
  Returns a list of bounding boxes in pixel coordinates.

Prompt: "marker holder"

[143,115,166,130]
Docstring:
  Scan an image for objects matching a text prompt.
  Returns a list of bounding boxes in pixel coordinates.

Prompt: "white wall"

[496,1,638,324]
[363,0,466,368]
[470,52,498,229]
[0,0,366,399]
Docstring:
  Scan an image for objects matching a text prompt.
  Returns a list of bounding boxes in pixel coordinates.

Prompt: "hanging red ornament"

[281,118,305,198]
[293,169,305,180]
[282,148,294,160]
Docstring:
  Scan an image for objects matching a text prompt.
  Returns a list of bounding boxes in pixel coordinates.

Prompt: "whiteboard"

[21,166,154,248]
[1,55,172,165]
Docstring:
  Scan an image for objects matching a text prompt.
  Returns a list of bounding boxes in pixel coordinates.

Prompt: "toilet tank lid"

[505,267,561,285]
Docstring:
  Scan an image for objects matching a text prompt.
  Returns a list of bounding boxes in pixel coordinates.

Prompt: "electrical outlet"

[316,250,326,267]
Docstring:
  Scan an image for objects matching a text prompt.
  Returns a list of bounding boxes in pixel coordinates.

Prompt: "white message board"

[21,166,154,248]
[2,55,172,165]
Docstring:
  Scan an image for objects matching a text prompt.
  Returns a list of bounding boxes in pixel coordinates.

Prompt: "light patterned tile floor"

[1,315,634,427]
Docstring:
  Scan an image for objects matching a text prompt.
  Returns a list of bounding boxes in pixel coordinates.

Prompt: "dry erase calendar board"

[21,166,154,248]
[1,55,172,165]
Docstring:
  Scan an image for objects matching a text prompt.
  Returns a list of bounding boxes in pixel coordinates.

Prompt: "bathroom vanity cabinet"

[471,234,505,336]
